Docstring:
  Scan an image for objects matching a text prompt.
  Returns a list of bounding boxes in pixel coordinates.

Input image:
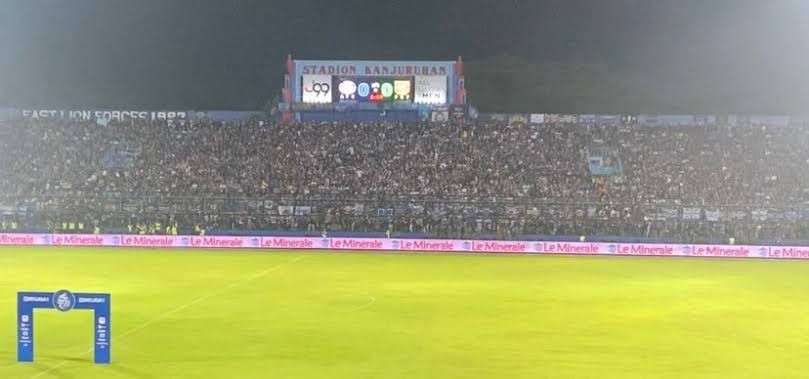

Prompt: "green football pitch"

[1,247,809,379]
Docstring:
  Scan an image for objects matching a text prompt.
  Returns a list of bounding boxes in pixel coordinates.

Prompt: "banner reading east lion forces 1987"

[19,109,188,122]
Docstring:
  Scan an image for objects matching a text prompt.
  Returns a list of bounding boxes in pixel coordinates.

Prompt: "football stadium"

[3,2,809,378]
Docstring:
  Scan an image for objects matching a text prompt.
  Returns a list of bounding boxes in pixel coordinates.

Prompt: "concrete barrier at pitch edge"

[2,233,809,259]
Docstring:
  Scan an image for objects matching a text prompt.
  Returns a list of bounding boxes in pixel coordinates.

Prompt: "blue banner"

[595,114,620,125]
[749,115,789,127]
[578,114,596,123]
[656,115,696,127]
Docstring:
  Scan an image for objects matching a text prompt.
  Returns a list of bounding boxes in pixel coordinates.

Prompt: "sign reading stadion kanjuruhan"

[18,290,111,364]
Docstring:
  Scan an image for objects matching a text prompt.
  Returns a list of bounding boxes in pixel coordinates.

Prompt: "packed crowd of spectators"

[0,119,593,199]
[594,124,809,205]
[2,118,809,243]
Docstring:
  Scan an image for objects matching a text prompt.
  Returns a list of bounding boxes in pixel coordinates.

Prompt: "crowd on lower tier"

[2,118,809,243]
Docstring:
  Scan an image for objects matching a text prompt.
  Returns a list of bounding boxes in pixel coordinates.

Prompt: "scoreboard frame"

[283,56,465,107]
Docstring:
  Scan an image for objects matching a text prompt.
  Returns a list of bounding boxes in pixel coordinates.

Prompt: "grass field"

[1,247,809,379]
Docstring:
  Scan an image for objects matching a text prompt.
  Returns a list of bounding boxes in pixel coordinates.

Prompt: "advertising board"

[301,75,333,104]
[3,233,809,260]
[333,76,413,102]
[413,75,447,105]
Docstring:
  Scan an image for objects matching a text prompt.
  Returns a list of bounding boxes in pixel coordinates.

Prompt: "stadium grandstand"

[2,112,808,245]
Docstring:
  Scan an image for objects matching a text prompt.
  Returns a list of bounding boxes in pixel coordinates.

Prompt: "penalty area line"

[117,254,308,339]
[28,254,308,379]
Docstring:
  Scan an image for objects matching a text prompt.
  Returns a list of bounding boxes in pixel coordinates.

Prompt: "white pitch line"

[28,254,308,379]
[337,295,377,313]
[354,295,376,312]
[118,254,307,339]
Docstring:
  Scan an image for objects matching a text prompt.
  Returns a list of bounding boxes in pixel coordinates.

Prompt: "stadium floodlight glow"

[18,290,111,364]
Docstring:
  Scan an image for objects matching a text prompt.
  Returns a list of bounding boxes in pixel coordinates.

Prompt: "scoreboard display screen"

[301,75,333,103]
[333,77,413,103]
[295,60,455,106]
[299,74,448,105]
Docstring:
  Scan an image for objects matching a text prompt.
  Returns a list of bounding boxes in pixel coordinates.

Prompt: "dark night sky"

[0,0,807,112]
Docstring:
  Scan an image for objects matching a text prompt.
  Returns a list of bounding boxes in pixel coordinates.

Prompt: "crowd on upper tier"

[1,118,809,242]
[3,118,809,203]
[2,119,593,199]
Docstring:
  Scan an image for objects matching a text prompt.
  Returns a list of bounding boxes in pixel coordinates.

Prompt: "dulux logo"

[52,290,76,312]
[607,244,618,253]
[249,238,260,247]
[390,240,400,250]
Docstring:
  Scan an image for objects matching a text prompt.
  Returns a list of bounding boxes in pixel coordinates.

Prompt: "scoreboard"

[301,75,447,105]
[333,77,412,102]
[290,59,461,106]
[303,76,420,103]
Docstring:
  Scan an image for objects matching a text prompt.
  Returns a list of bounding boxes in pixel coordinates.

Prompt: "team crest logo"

[757,247,769,257]
[52,290,76,312]
[40,235,51,244]
[461,241,472,251]
[111,236,121,245]
[319,238,330,248]
[607,244,618,253]
[533,243,544,253]
[680,246,692,255]
[249,238,260,247]
[391,240,400,250]
[179,237,190,246]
